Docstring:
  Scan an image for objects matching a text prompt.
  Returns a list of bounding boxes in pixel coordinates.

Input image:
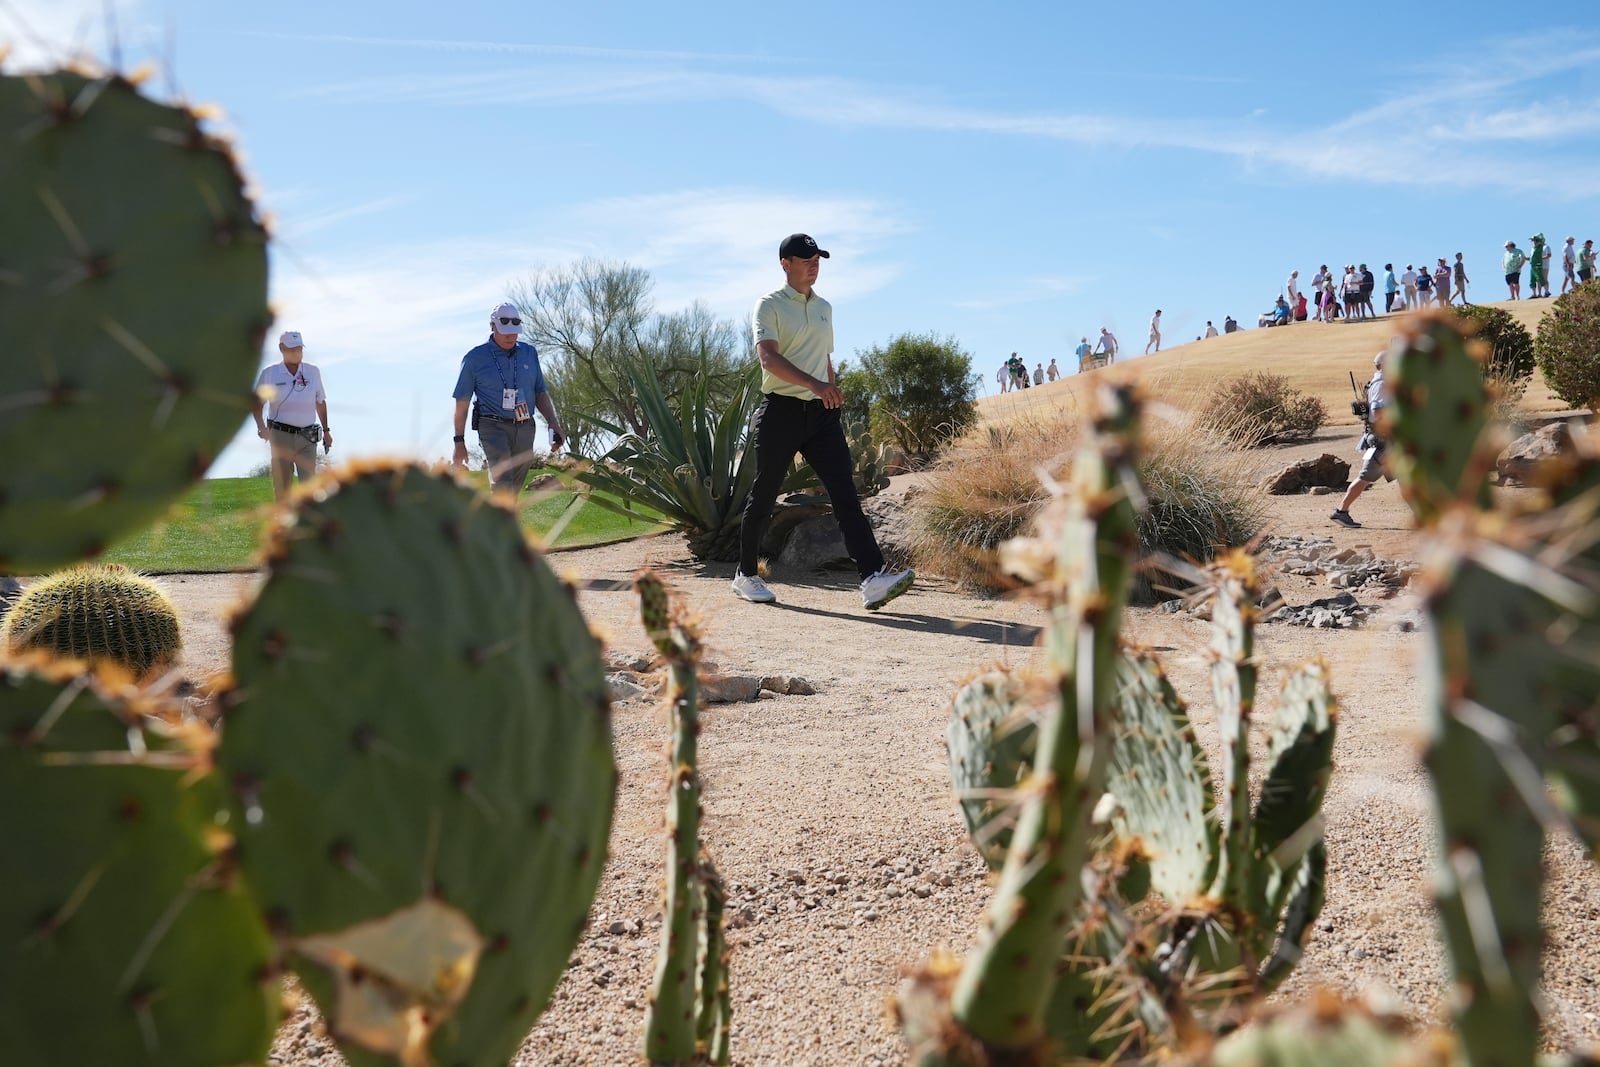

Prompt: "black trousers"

[740,394,884,581]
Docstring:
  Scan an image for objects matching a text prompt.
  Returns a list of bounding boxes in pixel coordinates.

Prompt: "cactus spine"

[0,564,181,680]
[638,569,730,1066]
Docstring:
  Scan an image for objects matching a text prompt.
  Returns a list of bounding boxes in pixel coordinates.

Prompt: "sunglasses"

[498,316,521,326]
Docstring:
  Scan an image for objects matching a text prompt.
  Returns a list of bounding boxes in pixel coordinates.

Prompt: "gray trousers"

[269,426,317,500]
[479,418,537,497]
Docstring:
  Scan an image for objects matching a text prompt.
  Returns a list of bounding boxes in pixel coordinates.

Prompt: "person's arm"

[534,391,565,451]
[253,371,270,439]
[315,400,332,449]
[755,340,842,408]
[452,397,470,468]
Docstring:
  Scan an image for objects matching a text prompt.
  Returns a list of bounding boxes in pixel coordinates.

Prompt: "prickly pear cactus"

[0,563,181,678]
[1386,316,1600,1067]
[637,568,731,1066]
[946,668,1036,869]
[215,464,616,1067]
[0,660,278,1066]
[0,69,269,572]
[1201,993,1431,1067]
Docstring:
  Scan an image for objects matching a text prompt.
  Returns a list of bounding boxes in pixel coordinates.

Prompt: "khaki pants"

[269,426,318,500]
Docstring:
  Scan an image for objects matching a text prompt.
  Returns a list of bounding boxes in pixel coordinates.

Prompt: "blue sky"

[6,1,1600,476]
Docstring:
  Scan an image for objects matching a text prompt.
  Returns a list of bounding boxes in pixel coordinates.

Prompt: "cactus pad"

[946,668,1036,869]
[1382,313,1495,521]
[1205,994,1429,1067]
[0,563,181,679]
[215,463,616,1067]
[0,661,277,1066]
[0,70,269,571]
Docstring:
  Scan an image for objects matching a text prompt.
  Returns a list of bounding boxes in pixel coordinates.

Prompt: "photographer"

[1330,351,1389,529]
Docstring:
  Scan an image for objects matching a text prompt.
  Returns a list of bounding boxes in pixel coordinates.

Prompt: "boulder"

[862,493,916,568]
[775,516,851,571]
[1497,421,1577,486]
[701,673,763,704]
[1263,454,1351,495]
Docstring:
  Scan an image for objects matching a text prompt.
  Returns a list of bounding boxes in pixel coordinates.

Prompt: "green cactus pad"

[0,70,269,572]
[0,662,277,1066]
[0,563,181,679]
[946,668,1036,870]
[1206,995,1428,1067]
[1382,313,1495,522]
[1207,554,1261,910]
[1258,840,1327,993]
[215,464,615,1067]
[1043,891,1171,1063]
[1108,649,1216,907]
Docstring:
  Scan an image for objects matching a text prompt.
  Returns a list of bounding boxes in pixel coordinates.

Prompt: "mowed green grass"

[100,471,666,573]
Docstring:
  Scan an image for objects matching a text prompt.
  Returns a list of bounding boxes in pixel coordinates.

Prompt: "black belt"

[763,392,824,407]
[267,419,316,434]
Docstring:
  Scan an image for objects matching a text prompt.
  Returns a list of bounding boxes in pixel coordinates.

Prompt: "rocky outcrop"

[1263,454,1351,495]
[1496,421,1578,486]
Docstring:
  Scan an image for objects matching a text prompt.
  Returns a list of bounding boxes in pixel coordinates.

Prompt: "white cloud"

[0,0,148,71]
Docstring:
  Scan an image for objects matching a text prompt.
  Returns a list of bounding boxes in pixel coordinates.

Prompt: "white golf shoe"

[731,571,777,603]
[861,568,915,611]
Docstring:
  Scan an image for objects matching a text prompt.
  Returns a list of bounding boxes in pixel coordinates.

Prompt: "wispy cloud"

[955,274,1087,312]
[241,30,773,64]
[291,29,1600,199]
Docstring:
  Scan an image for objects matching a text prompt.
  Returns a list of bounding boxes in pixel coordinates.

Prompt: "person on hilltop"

[1415,261,1433,305]
[1310,265,1328,321]
[1401,264,1418,309]
[253,330,332,501]
[1096,326,1120,362]
[1223,314,1238,334]
[1075,336,1093,370]
[1033,362,1045,386]
[1561,237,1578,295]
[1529,233,1550,298]
[1579,239,1597,285]
[996,362,1010,394]
[1342,265,1362,320]
[1453,253,1471,305]
[1359,264,1377,319]
[1286,269,1300,307]
[1330,351,1391,530]
[1503,240,1527,299]
[1433,258,1453,307]
[1204,320,1219,338]
[1145,309,1162,354]
[732,232,914,611]
[1007,351,1030,390]
[452,302,566,498]
[1046,357,1060,382]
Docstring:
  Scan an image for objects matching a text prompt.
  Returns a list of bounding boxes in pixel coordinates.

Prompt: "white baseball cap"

[279,330,304,349]
[490,302,522,336]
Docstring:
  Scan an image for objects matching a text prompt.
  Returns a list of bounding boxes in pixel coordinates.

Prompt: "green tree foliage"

[1535,282,1600,413]
[506,260,749,456]
[846,333,979,457]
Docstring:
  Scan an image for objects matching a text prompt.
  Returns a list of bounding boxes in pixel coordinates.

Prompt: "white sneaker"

[731,571,777,603]
[861,567,915,611]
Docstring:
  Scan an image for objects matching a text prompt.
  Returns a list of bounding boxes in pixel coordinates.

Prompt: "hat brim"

[493,322,522,335]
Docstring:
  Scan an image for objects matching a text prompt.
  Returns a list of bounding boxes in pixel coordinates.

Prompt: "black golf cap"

[779,233,830,259]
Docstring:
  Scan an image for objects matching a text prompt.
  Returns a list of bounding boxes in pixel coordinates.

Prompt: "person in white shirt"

[1204,321,1219,338]
[1562,237,1579,295]
[1286,270,1300,306]
[1096,327,1119,363]
[1400,265,1418,309]
[253,330,331,501]
[1145,310,1162,354]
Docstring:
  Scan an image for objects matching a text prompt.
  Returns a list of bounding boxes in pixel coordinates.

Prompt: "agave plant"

[572,351,814,561]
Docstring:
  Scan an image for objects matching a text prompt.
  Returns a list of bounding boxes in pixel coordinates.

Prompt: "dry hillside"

[984,300,1573,429]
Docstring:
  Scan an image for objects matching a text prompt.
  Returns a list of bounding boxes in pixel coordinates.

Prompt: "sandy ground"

[146,427,1600,1067]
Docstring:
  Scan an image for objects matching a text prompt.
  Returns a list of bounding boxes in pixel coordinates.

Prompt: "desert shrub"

[848,332,979,458]
[1451,304,1534,427]
[1535,282,1600,413]
[1198,372,1325,447]
[907,409,1267,601]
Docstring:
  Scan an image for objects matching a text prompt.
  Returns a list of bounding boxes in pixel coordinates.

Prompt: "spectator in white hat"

[252,330,331,501]
[452,302,565,498]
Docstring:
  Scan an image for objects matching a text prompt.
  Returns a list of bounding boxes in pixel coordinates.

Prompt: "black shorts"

[1505,273,1520,284]
[1579,269,1593,283]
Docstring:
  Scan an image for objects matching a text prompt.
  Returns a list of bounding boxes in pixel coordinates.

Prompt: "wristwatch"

[453,434,466,443]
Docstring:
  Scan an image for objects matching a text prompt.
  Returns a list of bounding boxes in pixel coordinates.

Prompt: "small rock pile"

[604,650,816,705]
[1257,536,1420,598]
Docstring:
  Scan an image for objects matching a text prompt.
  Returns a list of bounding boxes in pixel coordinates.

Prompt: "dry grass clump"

[907,403,1269,601]
[1198,372,1326,447]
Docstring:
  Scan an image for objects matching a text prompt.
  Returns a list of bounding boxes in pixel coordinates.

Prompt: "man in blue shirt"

[451,302,566,498]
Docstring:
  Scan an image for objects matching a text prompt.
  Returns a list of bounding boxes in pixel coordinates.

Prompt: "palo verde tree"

[506,260,748,456]
[844,332,980,459]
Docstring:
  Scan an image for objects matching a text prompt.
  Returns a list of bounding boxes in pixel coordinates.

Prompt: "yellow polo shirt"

[752,285,834,399]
